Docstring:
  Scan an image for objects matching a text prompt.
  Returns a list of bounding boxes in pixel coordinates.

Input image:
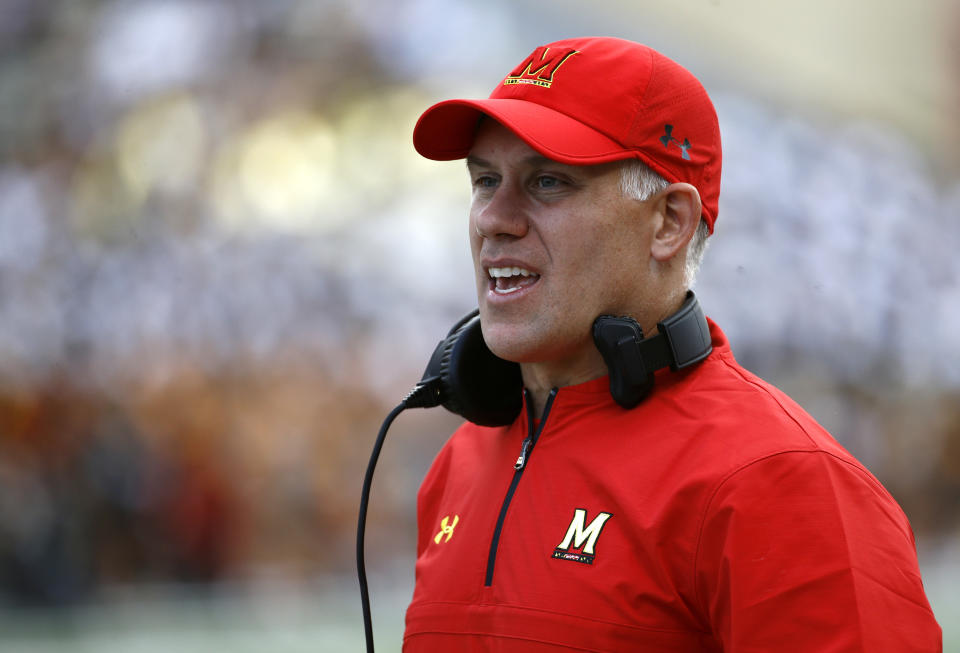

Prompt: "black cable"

[357,402,404,653]
[357,381,442,652]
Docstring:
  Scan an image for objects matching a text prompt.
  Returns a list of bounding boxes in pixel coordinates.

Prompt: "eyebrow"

[466,154,556,169]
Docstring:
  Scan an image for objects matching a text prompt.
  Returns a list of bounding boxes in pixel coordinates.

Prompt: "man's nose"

[474,184,529,240]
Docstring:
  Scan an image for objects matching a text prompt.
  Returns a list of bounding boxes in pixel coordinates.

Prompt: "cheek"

[546,235,614,317]
[468,215,482,258]
[561,222,649,309]
[570,221,632,272]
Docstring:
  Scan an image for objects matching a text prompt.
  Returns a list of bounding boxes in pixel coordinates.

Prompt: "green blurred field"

[0,575,406,653]
[0,556,956,653]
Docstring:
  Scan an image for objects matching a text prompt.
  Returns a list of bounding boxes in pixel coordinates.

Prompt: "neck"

[519,291,690,419]
[519,348,606,419]
[520,359,588,419]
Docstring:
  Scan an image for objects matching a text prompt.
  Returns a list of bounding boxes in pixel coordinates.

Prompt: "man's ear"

[650,183,702,262]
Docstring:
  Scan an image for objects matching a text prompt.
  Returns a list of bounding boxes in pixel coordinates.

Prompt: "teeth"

[488,266,535,278]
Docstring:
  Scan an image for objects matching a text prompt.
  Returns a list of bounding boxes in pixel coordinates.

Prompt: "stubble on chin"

[481,313,589,367]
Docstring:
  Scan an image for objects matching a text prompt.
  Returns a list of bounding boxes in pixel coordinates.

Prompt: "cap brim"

[413,98,633,165]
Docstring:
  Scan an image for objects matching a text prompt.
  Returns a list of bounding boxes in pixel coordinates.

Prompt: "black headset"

[415,290,712,424]
[358,291,712,651]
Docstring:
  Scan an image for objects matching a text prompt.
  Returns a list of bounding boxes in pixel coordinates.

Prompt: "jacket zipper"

[484,388,558,587]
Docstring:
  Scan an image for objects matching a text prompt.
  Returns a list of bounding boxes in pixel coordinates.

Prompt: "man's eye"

[535,175,562,189]
[473,175,498,188]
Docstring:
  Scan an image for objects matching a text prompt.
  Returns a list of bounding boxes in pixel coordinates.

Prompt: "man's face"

[467,120,660,371]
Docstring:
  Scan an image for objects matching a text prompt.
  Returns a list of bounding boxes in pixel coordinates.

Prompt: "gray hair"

[619,159,710,288]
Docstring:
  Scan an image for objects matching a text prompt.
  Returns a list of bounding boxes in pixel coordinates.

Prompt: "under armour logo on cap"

[660,125,691,160]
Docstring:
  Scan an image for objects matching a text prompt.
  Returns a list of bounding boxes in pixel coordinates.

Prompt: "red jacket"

[404,321,941,652]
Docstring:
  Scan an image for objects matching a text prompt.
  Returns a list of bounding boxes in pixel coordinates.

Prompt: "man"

[403,37,941,651]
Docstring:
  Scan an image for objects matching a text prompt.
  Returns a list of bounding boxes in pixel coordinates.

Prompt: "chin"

[481,321,582,366]
[480,323,544,364]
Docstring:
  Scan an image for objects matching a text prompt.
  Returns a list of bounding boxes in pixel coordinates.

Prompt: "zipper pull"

[514,437,533,470]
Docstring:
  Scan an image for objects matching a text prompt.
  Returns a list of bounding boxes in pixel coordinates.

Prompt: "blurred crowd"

[1,0,958,608]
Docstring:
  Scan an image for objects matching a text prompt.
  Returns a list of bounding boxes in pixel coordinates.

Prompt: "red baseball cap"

[413,37,722,232]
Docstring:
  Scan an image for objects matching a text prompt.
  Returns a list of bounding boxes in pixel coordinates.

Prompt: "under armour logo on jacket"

[434,515,459,544]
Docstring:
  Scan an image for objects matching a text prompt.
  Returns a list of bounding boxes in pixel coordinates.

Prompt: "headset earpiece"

[592,316,655,408]
[420,310,523,427]
[592,291,712,409]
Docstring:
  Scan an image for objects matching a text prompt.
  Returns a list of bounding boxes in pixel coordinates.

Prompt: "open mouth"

[488,266,540,295]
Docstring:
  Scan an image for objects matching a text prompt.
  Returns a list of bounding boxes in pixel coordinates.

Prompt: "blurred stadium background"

[0,0,958,650]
